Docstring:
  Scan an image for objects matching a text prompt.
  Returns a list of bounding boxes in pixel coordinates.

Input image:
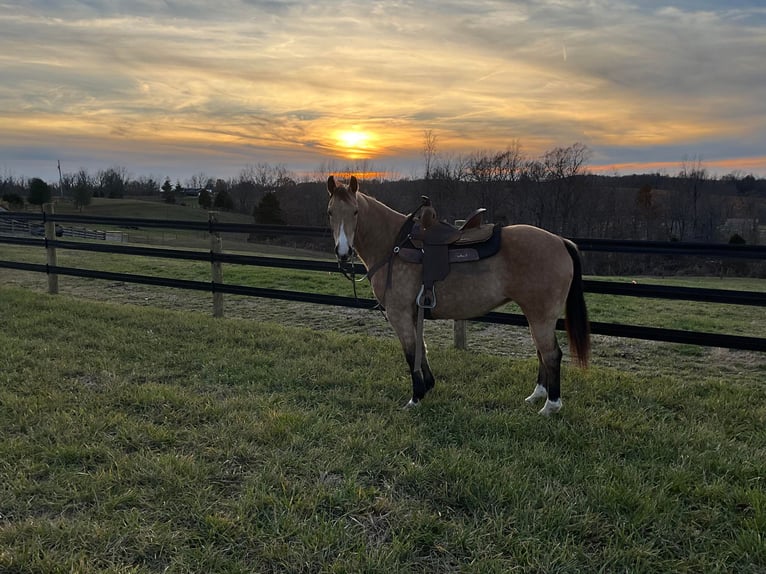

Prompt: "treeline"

[3,146,765,247]
[0,167,159,211]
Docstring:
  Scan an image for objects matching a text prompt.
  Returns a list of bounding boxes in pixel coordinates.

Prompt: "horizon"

[2,1,766,184]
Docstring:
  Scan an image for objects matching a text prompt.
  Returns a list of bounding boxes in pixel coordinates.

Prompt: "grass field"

[2,198,765,571]
[1,287,765,573]
[0,287,766,572]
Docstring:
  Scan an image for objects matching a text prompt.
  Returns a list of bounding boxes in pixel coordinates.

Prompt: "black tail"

[563,239,591,367]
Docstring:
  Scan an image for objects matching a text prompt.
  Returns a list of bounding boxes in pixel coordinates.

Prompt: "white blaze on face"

[336,222,351,258]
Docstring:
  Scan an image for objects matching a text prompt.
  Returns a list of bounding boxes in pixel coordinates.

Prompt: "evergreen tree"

[213,188,234,210]
[253,192,285,224]
[162,178,175,204]
[27,178,51,207]
[198,188,212,209]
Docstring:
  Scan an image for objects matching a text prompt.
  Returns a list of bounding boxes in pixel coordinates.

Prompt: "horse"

[326,175,590,415]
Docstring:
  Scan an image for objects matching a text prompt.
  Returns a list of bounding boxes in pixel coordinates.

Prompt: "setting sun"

[334,129,377,158]
[338,130,368,148]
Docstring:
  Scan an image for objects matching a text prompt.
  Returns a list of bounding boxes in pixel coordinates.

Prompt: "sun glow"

[334,129,377,158]
[338,130,368,148]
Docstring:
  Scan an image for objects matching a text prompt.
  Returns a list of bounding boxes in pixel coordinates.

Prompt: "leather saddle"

[397,199,501,309]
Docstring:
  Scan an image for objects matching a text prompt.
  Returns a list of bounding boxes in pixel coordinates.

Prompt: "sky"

[1,0,765,184]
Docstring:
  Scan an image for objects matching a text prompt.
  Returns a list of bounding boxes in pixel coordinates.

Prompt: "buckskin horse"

[327,175,590,415]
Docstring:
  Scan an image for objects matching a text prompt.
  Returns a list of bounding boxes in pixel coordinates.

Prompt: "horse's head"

[327,175,359,262]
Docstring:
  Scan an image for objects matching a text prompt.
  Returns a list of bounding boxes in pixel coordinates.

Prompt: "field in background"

[2,195,764,371]
[1,287,765,572]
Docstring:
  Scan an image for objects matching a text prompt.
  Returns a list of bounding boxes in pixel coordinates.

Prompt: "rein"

[336,253,366,300]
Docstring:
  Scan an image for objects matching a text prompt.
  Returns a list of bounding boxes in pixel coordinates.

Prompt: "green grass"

[42,196,288,250]
[52,196,253,223]
[0,287,764,572]
[1,241,764,333]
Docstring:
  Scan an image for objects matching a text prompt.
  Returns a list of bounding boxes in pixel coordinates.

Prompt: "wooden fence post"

[43,203,58,295]
[209,211,224,318]
[454,319,467,350]
[453,219,467,349]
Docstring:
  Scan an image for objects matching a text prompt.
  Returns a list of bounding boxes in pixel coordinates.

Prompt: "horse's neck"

[355,194,405,267]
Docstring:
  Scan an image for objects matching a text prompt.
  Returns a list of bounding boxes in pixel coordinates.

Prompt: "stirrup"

[416,285,437,309]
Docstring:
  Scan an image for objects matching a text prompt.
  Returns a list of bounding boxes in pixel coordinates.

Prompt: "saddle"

[397,198,501,309]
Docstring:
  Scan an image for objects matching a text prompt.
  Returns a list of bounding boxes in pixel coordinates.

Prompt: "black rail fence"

[1,208,764,352]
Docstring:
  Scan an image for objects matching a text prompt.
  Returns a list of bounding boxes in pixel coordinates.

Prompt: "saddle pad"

[460,223,502,257]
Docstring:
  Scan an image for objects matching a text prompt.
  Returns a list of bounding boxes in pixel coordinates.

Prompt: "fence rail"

[1,208,764,352]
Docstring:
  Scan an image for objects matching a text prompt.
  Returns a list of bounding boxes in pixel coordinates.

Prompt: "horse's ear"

[327,175,336,196]
[349,176,358,193]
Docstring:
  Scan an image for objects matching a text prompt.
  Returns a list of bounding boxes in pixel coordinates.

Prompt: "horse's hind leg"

[525,350,549,404]
[526,319,563,416]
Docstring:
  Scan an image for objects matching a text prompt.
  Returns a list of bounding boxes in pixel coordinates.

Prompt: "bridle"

[334,195,431,303]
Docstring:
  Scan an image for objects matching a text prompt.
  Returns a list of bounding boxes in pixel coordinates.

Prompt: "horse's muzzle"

[335,247,355,263]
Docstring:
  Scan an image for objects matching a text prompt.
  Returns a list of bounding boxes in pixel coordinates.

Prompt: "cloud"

[1,0,765,180]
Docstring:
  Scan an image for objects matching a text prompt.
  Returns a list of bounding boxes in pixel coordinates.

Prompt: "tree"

[253,192,285,225]
[73,169,93,211]
[541,143,591,234]
[1,192,24,209]
[678,155,709,239]
[27,177,51,207]
[636,184,656,239]
[186,172,210,190]
[423,129,437,180]
[98,167,127,198]
[127,176,160,196]
[161,178,175,204]
[198,188,212,209]
[213,178,228,197]
[213,188,234,210]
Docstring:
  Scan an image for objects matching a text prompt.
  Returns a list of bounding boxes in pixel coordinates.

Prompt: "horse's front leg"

[388,307,435,407]
[405,343,435,407]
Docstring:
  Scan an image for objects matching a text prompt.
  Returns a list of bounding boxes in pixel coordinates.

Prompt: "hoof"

[538,398,562,416]
[404,398,420,409]
[525,384,548,404]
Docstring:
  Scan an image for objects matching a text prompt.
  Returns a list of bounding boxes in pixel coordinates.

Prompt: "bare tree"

[72,168,93,211]
[97,166,128,198]
[423,130,438,180]
[541,143,591,234]
[185,172,209,190]
[678,155,708,239]
[519,158,548,228]
[230,166,260,214]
